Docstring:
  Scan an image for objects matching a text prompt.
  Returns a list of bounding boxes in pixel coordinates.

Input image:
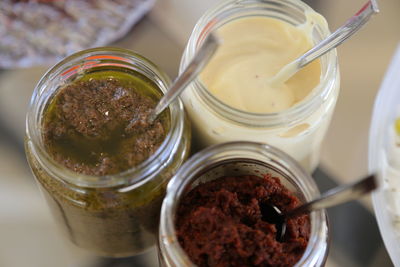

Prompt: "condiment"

[180,0,340,172]
[36,70,170,255]
[201,16,321,113]
[388,117,400,167]
[158,142,328,267]
[175,174,310,267]
[25,49,191,257]
[43,71,169,176]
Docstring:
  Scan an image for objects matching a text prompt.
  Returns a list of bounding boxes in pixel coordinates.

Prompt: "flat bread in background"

[0,0,156,68]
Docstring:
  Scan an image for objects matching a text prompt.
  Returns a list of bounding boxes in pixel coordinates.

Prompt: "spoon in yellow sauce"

[269,0,379,87]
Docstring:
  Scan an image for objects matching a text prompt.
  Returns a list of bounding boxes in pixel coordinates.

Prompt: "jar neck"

[160,141,328,266]
[180,0,339,128]
[26,47,185,189]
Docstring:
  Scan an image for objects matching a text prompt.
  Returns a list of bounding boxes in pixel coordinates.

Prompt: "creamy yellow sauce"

[396,118,400,136]
[200,16,322,113]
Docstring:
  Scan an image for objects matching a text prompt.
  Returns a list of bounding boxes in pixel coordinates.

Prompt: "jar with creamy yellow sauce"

[180,0,340,172]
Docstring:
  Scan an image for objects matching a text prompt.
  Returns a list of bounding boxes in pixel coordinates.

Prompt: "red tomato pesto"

[175,174,310,267]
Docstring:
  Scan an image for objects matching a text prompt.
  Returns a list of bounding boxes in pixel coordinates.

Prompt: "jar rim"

[180,0,339,127]
[159,141,328,266]
[26,47,185,188]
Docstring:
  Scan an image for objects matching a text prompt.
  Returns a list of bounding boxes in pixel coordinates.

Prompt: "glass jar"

[180,0,340,172]
[159,141,329,266]
[25,48,191,257]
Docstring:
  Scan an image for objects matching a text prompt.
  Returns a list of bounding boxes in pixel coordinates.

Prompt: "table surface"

[0,0,399,266]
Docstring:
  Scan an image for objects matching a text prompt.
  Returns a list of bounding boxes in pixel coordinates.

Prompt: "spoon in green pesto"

[148,33,220,122]
[263,174,377,241]
[269,0,379,86]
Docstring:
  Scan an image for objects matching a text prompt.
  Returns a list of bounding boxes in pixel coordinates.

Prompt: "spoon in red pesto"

[262,174,378,241]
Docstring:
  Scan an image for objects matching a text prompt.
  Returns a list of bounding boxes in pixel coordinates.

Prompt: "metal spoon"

[148,33,220,122]
[269,0,379,86]
[262,174,378,241]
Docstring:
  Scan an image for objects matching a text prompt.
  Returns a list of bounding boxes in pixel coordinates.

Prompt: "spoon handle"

[287,174,377,217]
[149,33,220,121]
[297,0,379,69]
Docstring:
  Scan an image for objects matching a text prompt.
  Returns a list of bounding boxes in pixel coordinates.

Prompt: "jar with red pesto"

[158,142,329,267]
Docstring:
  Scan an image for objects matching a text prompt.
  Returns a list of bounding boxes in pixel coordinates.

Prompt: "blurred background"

[0,0,399,266]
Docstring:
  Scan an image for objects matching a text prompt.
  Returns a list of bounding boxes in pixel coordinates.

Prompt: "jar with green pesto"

[25,48,191,257]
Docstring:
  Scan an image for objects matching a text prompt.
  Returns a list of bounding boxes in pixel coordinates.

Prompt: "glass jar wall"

[25,48,191,257]
[180,0,340,172]
[159,142,329,266]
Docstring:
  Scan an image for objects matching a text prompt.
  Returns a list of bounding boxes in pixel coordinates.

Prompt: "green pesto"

[43,68,170,175]
[26,61,191,257]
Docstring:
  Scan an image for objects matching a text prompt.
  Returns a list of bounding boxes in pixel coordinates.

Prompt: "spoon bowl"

[264,174,377,241]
